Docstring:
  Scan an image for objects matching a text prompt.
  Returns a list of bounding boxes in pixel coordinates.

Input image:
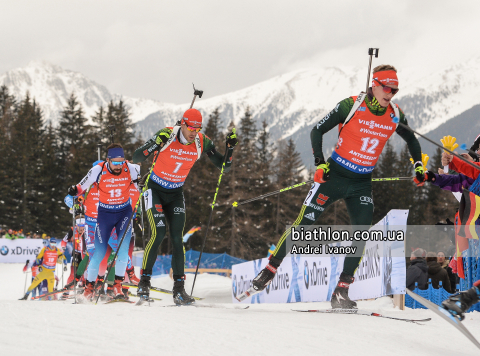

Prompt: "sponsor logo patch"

[155,204,163,212]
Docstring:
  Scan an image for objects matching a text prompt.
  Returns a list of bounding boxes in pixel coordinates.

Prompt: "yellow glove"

[440,135,458,153]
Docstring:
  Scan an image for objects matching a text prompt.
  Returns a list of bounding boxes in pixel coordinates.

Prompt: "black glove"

[38,266,43,273]
[226,128,238,148]
[413,162,425,187]
[138,172,149,189]
[155,131,170,146]
[68,185,78,196]
[425,171,436,182]
[64,265,68,272]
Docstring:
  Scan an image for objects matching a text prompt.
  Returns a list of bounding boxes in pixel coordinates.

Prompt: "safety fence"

[405,277,480,313]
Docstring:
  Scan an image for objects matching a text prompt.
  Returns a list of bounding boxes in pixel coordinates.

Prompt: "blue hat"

[49,238,57,245]
[108,147,125,159]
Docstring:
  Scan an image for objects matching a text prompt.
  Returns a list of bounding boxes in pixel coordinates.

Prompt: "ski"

[163,304,249,310]
[406,289,480,349]
[235,286,260,302]
[292,309,431,324]
[104,298,135,304]
[135,295,155,306]
[111,283,203,300]
[31,287,85,300]
[128,291,161,301]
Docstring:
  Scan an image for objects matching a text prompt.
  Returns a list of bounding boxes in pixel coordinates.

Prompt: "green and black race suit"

[133,127,233,276]
[272,91,422,276]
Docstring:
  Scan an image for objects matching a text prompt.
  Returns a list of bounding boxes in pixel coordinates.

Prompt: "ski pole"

[95,86,203,304]
[141,195,146,251]
[232,176,414,207]
[365,48,379,93]
[190,139,232,296]
[72,199,77,304]
[23,260,29,294]
[392,119,480,172]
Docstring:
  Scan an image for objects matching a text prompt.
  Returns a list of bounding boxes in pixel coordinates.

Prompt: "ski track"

[1,264,479,356]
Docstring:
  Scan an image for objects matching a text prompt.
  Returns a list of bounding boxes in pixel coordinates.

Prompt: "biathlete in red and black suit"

[132,108,238,305]
[68,143,140,300]
[250,65,425,309]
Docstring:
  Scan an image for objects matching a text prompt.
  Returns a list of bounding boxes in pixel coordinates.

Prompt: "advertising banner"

[0,239,44,263]
[232,209,408,303]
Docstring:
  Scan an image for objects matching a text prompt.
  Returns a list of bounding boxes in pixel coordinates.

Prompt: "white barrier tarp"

[232,209,408,303]
[0,239,44,263]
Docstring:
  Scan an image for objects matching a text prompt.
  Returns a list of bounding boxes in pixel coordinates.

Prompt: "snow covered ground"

[1,263,479,356]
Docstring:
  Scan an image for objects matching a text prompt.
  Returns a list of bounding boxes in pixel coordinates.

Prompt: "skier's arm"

[311,98,352,163]
[127,162,141,190]
[395,111,422,163]
[75,165,103,195]
[36,247,45,265]
[63,228,73,243]
[203,135,234,173]
[133,128,172,163]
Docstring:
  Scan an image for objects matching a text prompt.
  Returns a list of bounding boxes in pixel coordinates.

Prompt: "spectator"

[426,251,452,293]
[437,251,456,292]
[5,229,14,240]
[406,248,428,291]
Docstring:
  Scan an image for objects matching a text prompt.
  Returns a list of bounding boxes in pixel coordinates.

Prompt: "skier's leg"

[164,191,193,305]
[332,182,373,309]
[86,210,114,283]
[253,181,343,292]
[138,187,167,298]
[113,207,132,278]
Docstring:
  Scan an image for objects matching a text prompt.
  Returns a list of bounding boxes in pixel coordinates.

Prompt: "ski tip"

[460,143,468,150]
[392,116,400,124]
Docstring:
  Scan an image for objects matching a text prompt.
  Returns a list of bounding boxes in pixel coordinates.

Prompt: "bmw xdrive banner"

[232,210,407,303]
[0,239,44,263]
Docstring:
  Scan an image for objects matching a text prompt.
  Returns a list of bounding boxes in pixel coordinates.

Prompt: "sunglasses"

[186,125,202,133]
[110,160,125,166]
[374,79,399,95]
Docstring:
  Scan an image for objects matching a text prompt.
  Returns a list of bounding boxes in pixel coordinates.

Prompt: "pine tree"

[57,93,96,186]
[92,100,136,158]
[0,86,17,226]
[372,141,399,223]
[9,94,45,232]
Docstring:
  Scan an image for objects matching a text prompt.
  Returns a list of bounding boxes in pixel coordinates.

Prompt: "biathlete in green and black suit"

[251,64,425,309]
[133,108,238,305]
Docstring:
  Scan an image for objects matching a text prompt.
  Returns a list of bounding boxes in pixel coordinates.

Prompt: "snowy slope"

[0,61,168,125]
[1,263,479,356]
[3,58,480,166]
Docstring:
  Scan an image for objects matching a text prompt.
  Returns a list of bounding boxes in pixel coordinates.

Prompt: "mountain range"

[2,59,480,168]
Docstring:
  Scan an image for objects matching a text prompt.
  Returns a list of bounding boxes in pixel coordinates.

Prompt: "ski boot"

[82,281,95,301]
[94,275,106,296]
[126,267,140,285]
[137,274,151,300]
[113,276,126,300]
[252,256,281,292]
[442,286,480,321]
[122,287,129,300]
[173,275,195,305]
[64,277,79,291]
[19,293,29,301]
[106,285,114,298]
[331,272,357,309]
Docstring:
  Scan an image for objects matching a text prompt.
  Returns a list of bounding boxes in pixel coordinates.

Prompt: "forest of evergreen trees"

[0,86,459,260]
